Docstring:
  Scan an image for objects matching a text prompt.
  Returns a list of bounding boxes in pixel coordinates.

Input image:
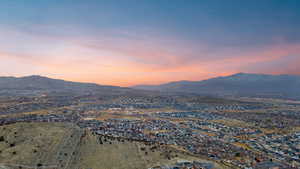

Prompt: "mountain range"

[132,73,300,100]
[0,75,131,96]
[0,73,299,99]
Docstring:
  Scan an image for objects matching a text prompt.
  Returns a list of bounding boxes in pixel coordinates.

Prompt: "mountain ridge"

[0,75,130,96]
[132,73,300,100]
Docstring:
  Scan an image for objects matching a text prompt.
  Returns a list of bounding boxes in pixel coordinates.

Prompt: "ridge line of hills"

[132,73,300,100]
[0,75,131,96]
[0,73,300,99]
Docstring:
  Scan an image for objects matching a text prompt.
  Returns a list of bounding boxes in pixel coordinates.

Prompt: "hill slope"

[133,73,300,99]
[0,75,130,96]
[0,122,226,169]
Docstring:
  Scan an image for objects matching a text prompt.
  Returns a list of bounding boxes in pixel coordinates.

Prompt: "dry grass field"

[0,122,80,169]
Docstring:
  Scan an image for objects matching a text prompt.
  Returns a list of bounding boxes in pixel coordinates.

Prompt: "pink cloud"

[1,27,300,86]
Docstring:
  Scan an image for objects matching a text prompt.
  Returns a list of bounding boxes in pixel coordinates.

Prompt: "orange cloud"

[1,27,300,86]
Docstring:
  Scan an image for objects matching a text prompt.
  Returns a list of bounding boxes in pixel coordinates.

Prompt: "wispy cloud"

[0,0,299,86]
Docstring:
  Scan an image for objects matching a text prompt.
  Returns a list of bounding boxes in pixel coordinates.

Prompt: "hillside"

[0,122,226,169]
[0,75,131,96]
[132,73,300,100]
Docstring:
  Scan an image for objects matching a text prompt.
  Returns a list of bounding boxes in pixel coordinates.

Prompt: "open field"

[0,122,76,168]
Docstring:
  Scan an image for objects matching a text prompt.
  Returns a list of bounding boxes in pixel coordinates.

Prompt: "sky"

[0,0,299,86]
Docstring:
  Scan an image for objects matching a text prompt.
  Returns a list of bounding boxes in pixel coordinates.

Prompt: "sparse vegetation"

[0,122,225,169]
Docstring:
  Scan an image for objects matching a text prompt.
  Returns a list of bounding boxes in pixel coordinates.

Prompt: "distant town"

[1,89,300,169]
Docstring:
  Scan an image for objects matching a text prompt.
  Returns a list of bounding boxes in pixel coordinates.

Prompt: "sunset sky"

[0,0,299,86]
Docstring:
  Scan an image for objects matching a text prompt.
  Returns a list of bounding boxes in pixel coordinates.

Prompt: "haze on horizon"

[0,0,299,86]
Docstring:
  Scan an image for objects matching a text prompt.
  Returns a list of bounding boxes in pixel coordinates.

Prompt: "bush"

[0,136,4,142]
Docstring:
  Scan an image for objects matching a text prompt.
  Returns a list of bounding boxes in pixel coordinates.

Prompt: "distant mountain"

[132,73,300,100]
[0,75,131,96]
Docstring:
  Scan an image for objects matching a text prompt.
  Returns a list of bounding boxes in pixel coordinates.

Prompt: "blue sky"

[0,0,299,86]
